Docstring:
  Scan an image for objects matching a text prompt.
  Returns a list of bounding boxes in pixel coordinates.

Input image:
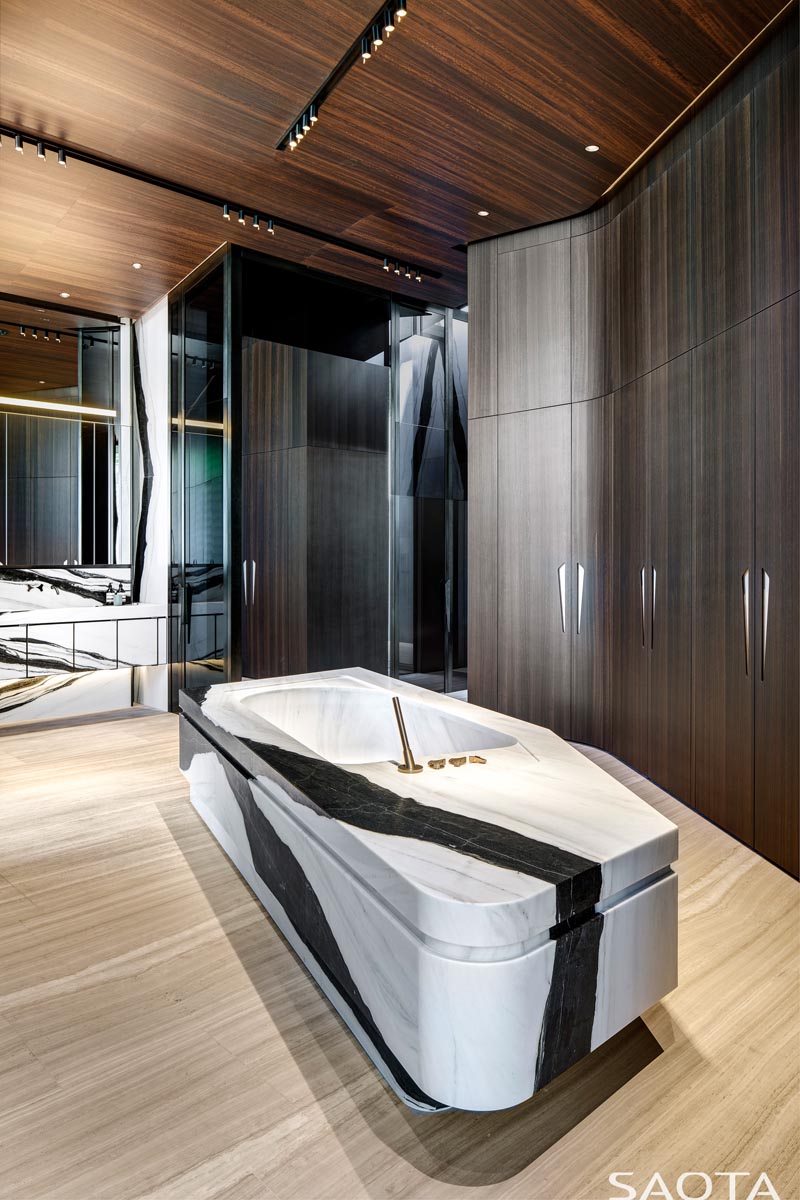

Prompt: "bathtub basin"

[238,680,516,764]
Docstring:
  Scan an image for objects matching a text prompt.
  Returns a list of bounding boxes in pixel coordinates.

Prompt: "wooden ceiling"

[0,300,114,396]
[0,0,789,315]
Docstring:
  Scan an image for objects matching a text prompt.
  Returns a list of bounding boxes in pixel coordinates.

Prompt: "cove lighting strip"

[171,417,225,430]
[0,395,117,418]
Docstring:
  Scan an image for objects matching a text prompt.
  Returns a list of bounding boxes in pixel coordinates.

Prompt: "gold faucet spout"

[392,696,423,774]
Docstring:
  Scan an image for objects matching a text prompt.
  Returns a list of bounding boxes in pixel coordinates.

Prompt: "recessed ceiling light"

[59,292,70,298]
[477,210,489,217]
[132,262,142,269]
[585,144,600,152]
[39,380,46,385]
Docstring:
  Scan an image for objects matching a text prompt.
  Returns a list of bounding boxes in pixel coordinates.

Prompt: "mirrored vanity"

[0,305,166,723]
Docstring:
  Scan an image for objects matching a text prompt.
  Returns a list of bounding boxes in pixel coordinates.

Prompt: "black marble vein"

[180,718,445,1110]
[131,324,153,605]
[534,910,604,1090]
[238,737,602,924]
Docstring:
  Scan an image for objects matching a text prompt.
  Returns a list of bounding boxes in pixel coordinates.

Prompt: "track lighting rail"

[0,119,439,283]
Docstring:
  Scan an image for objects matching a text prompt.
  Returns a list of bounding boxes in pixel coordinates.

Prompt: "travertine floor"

[0,711,797,1200]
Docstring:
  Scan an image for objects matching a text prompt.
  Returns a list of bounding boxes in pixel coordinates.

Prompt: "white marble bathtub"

[179,668,679,1113]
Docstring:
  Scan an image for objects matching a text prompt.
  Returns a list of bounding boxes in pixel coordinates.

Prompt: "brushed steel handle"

[651,565,657,650]
[242,560,248,607]
[251,560,256,607]
[558,563,567,633]
[640,566,647,647]
[761,569,770,680]
[742,568,750,677]
[576,562,585,635]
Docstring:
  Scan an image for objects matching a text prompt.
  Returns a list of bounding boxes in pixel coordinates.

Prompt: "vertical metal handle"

[557,563,567,633]
[251,560,256,608]
[640,566,647,647]
[242,560,248,607]
[576,562,585,635]
[742,568,750,676]
[650,565,657,650]
[761,569,770,680]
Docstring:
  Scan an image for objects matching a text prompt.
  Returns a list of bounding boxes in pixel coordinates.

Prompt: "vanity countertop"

[0,603,167,627]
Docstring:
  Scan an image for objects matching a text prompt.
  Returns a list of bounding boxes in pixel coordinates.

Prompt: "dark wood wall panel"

[692,322,754,844]
[647,354,693,801]
[571,395,612,747]
[242,448,308,679]
[467,242,498,419]
[464,22,797,871]
[695,97,753,343]
[242,339,307,454]
[466,417,498,709]
[497,406,571,736]
[571,225,613,404]
[306,448,388,674]
[610,379,649,773]
[754,295,799,876]
[640,154,694,373]
[753,49,800,310]
[497,239,571,413]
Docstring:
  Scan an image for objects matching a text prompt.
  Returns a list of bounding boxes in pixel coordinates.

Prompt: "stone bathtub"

[179,668,678,1113]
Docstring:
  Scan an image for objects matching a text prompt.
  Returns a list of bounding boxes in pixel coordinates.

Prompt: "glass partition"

[169,261,227,708]
[391,302,468,694]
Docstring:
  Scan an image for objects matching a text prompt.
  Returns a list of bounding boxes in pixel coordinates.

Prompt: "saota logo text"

[608,1172,781,1200]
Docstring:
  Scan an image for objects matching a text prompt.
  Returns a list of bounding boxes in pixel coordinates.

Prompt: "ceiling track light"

[31,329,38,339]
[15,134,23,153]
[222,203,231,220]
[37,141,45,159]
[19,326,25,336]
[267,217,274,234]
[237,207,246,225]
[55,334,62,343]
[280,2,410,150]
[57,148,66,166]
[253,213,260,231]
[383,257,390,271]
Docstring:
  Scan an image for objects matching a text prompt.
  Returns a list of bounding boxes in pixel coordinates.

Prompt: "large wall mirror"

[0,301,130,567]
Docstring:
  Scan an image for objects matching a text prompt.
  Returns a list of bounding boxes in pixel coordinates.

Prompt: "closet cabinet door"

[647,354,693,800]
[240,452,260,679]
[610,381,649,773]
[692,322,754,844]
[571,395,612,747]
[497,241,571,412]
[497,406,571,737]
[754,296,799,877]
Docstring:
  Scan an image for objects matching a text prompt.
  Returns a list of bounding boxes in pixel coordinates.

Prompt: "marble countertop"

[0,603,167,627]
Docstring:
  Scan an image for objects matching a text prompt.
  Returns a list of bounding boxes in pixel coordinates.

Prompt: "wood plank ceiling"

[0,0,789,316]
[0,300,113,395]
